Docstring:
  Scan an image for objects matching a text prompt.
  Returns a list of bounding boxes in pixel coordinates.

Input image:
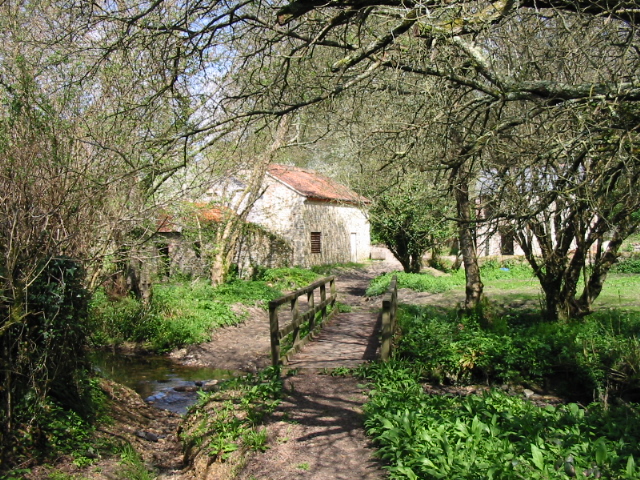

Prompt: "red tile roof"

[157,204,230,233]
[267,164,368,204]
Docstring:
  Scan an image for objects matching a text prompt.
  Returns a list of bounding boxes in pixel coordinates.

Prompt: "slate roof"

[267,164,368,204]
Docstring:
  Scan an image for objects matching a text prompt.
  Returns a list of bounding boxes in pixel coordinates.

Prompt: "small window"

[158,244,170,278]
[310,232,322,254]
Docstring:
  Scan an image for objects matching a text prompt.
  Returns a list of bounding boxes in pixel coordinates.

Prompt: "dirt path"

[238,374,385,480]
[169,304,272,373]
[233,260,400,480]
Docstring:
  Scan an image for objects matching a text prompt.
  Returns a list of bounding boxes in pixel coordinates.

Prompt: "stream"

[92,351,236,414]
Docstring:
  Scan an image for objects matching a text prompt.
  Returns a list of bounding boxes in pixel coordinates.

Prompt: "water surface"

[92,351,236,414]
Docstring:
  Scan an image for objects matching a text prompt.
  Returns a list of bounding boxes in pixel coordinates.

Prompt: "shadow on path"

[238,374,384,480]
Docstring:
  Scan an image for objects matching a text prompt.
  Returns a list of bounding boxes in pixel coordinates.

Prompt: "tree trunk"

[210,116,291,286]
[389,245,422,273]
[454,173,483,312]
[409,253,422,273]
[210,219,241,286]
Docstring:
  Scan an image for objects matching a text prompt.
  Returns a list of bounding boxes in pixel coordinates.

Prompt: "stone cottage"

[205,164,371,269]
[249,164,371,267]
[155,203,292,279]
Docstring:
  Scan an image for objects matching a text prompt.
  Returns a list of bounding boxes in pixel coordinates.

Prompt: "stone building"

[243,164,371,267]
[155,203,293,279]
[157,164,371,279]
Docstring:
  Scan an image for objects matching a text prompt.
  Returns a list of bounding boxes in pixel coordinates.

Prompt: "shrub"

[4,258,97,464]
[611,254,640,274]
[427,256,457,272]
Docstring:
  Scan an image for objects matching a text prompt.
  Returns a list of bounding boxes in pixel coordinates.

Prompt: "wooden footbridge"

[268,273,397,371]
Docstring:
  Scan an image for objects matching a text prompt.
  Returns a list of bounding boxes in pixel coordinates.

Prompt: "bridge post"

[380,275,398,362]
[269,302,281,367]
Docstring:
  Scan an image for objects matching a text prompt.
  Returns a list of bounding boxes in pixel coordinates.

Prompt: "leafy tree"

[486,105,640,320]
[368,177,454,273]
[0,1,211,462]
[0,67,98,463]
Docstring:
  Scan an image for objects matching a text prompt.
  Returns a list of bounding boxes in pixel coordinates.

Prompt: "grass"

[115,443,155,480]
[89,267,324,353]
[366,270,466,296]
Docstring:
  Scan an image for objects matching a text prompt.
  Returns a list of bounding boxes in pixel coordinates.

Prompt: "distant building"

[157,164,371,278]
[244,164,371,267]
[205,164,371,268]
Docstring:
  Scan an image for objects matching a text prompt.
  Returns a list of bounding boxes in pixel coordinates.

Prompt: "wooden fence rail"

[380,275,398,361]
[268,276,337,366]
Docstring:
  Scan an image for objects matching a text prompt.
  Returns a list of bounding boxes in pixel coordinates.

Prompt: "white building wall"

[247,179,371,267]
[245,178,303,238]
[204,174,371,268]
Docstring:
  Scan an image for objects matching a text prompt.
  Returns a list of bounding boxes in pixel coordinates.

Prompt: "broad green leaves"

[362,364,640,479]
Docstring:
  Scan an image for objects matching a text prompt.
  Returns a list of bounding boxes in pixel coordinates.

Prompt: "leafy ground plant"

[310,262,365,276]
[180,367,283,463]
[366,271,466,296]
[361,361,640,480]
[366,262,536,297]
[396,304,640,401]
[115,443,155,480]
[254,267,320,290]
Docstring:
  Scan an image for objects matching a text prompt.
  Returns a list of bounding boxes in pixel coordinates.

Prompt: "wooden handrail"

[380,275,398,362]
[268,276,337,366]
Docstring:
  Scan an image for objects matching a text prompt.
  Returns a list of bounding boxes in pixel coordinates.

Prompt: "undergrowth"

[366,261,535,296]
[366,271,466,296]
[89,267,321,352]
[180,367,283,461]
[396,304,640,401]
[611,254,640,274]
[310,262,365,276]
[1,379,115,478]
[361,361,640,480]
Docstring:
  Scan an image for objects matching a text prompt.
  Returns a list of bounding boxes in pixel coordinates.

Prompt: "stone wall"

[156,223,293,280]
[234,223,293,277]
[247,177,371,267]
[291,201,370,267]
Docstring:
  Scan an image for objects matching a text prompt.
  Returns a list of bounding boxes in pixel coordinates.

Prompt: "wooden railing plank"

[278,297,335,338]
[268,276,338,367]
